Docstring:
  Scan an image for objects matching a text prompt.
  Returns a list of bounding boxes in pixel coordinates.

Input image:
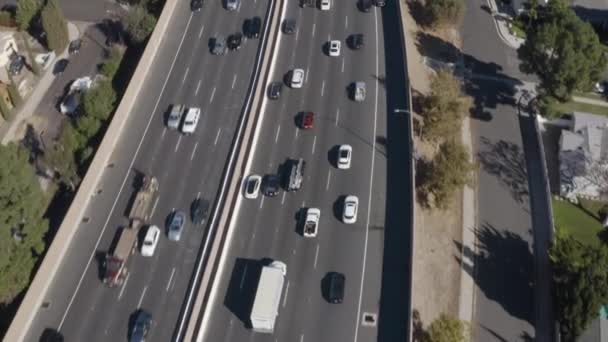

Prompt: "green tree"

[41,0,69,53]
[123,5,157,45]
[421,141,474,208]
[82,79,116,121]
[425,0,465,29]
[44,124,82,189]
[550,234,608,341]
[100,46,125,79]
[518,0,607,100]
[421,70,472,143]
[75,114,101,142]
[0,143,49,302]
[424,314,470,342]
[16,0,40,31]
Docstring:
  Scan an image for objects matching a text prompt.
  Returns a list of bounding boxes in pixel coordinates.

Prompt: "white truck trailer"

[250,261,287,333]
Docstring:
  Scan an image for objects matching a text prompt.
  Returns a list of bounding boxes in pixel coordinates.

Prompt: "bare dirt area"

[400,0,465,330]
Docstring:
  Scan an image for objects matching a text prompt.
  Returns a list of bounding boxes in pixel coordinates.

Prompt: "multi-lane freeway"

[200,2,402,342]
[25,0,271,340]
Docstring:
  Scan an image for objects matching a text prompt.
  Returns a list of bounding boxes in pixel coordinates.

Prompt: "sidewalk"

[486,0,525,49]
[572,95,608,108]
[0,22,81,145]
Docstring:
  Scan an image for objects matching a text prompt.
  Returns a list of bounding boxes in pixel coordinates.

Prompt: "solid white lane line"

[195,80,201,95]
[58,12,195,332]
[321,81,325,97]
[260,196,265,209]
[281,191,286,205]
[311,136,317,155]
[231,74,237,89]
[214,128,221,145]
[198,25,205,38]
[353,8,380,342]
[275,125,281,142]
[175,135,182,152]
[191,142,198,160]
[345,15,348,29]
[312,23,316,37]
[151,196,160,218]
[326,170,331,190]
[161,127,167,138]
[313,244,320,269]
[166,268,176,291]
[336,108,340,126]
[209,87,216,103]
[117,273,130,300]
[137,286,148,308]
[283,281,290,307]
[182,67,189,84]
[341,58,345,73]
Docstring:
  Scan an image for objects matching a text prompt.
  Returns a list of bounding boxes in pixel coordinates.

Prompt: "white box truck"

[250,261,287,333]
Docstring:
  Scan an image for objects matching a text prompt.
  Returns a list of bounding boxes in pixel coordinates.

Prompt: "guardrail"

[4,0,180,340]
[395,0,416,341]
[175,0,282,339]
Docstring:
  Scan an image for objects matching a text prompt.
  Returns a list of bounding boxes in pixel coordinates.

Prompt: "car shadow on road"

[377,2,414,342]
[223,258,262,328]
[454,222,534,325]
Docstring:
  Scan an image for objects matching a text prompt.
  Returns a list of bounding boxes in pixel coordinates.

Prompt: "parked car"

[53,58,69,75]
[68,39,82,54]
[60,77,92,115]
[8,55,25,76]
[337,144,352,169]
[191,198,210,225]
[129,310,152,342]
[227,33,243,50]
[141,225,160,257]
[342,195,358,224]
[168,210,186,241]
[244,174,262,199]
[268,82,282,99]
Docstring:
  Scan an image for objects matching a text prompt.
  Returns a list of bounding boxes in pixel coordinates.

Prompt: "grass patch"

[573,91,605,101]
[550,100,608,117]
[552,197,605,246]
[510,21,526,39]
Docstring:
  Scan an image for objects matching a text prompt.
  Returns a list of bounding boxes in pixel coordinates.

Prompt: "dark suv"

[191,0,203,11]
[348,34,364,49]
[325,272,345,304]
[227,33,243,50]
[359,0,372,12]
[244,17,262,39]
[268,82,282,99]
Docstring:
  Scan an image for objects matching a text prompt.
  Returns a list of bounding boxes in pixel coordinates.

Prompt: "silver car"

[342,195,359,224]
[168,210,186,241]
[226,0,240,10]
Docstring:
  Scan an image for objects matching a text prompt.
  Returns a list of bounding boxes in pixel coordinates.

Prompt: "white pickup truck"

[303,208,320,238]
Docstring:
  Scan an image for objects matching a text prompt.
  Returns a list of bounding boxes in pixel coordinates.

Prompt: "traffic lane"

[469,80,534,341]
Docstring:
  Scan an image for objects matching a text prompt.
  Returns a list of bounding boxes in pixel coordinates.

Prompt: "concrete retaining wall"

[4,1,180,340]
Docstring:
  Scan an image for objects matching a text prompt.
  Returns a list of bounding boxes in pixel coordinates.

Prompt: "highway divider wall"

[4,0,180,340]
[179,0,284,339]
[395,1,416,341]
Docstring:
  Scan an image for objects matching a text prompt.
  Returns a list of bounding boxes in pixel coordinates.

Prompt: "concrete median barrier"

[4,1,180,340]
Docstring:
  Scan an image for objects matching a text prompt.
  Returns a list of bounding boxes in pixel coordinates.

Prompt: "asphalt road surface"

[200,2,411,342]
[24,0,271,341]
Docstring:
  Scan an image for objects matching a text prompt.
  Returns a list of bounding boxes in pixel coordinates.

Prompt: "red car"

[300,112,314,129]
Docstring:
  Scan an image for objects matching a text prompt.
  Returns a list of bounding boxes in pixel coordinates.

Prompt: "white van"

[181,107,201,135]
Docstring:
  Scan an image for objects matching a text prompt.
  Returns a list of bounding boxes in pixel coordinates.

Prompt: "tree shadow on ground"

[477,136,530,205]
[415,31,460,64]
[406,0,431,28]
[455,222,534,324]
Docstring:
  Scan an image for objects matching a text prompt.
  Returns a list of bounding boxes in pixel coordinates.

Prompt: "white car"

[244,174,261,199]
[303,208,320,238]
[320,0,331,10]
[141,225,160,257]
[328,40,341,57]
[181,107,201,135]
[342,195,358,224]
[291,68,304,88]
[337,144,352,169]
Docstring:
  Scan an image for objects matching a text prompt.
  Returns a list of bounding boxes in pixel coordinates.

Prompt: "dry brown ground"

[400,0,464,330]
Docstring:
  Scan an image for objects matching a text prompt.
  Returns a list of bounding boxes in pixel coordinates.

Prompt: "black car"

[130,310,152,342]
[8,55,25,76]
[68,39,81,54]
[373,0,386,6]
[191,198,210,225]
[227,33,243,50]
[244,17,261,39]
[325,272,345,304]
[268,82,282,99]
[359,0,372,12]
[300,0,314,7]
[53,58,69,75]
[263,174,280,197]
[282,19,296,35]
[348,34,364,49]
[191,0,203,11]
